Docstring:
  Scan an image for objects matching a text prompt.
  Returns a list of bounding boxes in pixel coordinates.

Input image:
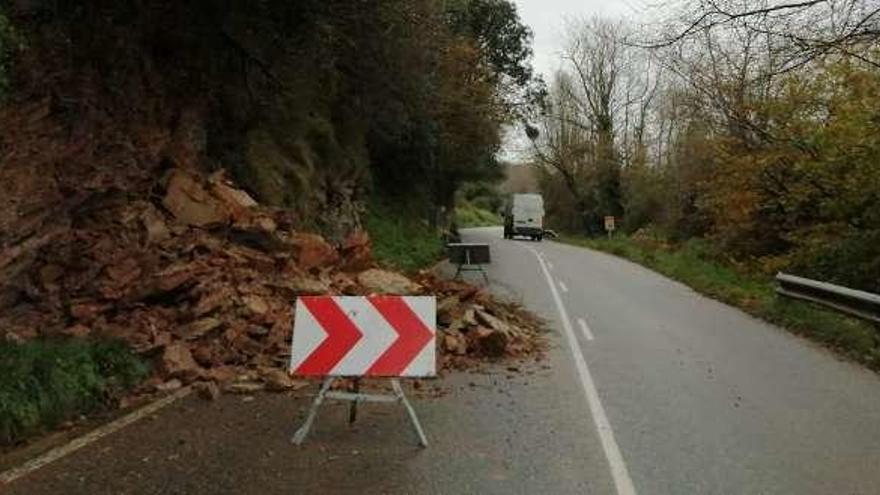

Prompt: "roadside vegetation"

[0,339,148,446]
[366,200,445,272]
[526,2,880,369]
[454,180,505,228]
[531,2,880,296]
[562,233,880,371]
[455,201,502,228]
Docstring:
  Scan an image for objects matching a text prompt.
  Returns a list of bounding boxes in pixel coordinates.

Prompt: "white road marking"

[578,318,596,341]
[558,280,569,293]
[0,387,192,485]
[523,244,637,495]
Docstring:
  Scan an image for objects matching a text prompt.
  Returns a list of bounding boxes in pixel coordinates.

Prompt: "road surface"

[5,226,880,494]
[462,227,880,494]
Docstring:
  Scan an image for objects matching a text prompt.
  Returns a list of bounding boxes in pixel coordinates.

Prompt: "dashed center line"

[578,318,595,341]
[558,280,568,293]
[522,244,636,495]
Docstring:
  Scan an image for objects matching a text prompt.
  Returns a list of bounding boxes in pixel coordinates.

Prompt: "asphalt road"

[6,227,880,494]
[460,227,880,494]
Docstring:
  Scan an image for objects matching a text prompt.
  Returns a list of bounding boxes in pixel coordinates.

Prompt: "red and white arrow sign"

[289,296,436,377]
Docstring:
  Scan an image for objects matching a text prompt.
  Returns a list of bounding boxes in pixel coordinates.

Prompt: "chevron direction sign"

[290,296,436,377]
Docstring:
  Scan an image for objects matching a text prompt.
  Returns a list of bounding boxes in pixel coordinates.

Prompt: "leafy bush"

[366,200,444,271]
[455,201,502,228]
[0,339,148,446]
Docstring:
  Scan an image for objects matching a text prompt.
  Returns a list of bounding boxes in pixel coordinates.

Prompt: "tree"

[530,18,633,233]
[648,0,880,71]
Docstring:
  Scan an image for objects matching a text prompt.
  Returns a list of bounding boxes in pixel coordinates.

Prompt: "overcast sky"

[501,0,647,160]
[513,0,646,82]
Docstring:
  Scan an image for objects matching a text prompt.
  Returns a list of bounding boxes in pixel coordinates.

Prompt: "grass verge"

[365,200,445,272]
[455,201,501,228]
[0,339,148,446]
[560,235,880,371]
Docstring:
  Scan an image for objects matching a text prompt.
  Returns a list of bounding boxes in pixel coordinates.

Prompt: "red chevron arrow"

[295,297,363,375]
[366,296,434,376]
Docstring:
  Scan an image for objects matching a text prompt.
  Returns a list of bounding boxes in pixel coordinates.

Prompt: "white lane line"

[0,387,192,485]
[558,280,569,293]
[523,244,636,495]
[578,318,596,341]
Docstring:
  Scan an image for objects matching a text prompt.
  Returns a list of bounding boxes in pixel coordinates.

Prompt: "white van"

[504,194,545,241]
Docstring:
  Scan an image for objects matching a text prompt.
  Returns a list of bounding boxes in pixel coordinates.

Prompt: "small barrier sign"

[289,296,436,447]
[290,296,436,377]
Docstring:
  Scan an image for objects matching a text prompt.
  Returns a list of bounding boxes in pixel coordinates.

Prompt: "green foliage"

[0,6,22,103]
[0,339,147,446]
[455,201,502,228]
[459,181,504,212]
[562,235,880,371]
[446,0,542,99]
[366,200,444,272]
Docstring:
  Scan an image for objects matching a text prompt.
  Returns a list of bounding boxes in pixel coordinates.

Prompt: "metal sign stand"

[292,377,428,448]
[453,248,490,284]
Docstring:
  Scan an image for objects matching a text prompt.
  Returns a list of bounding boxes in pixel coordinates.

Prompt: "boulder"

[158,342,202,382]
[175,317,223,340]
[475,326,508,358]
[258,367,309,391]
[339,230,373,272]
[162,170,230,227]
[289,233,339,270]
[195,381,221,401]
[357,269,423,295]
[241,295,270,316]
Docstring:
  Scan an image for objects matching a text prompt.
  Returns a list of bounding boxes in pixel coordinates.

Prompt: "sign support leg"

[291,377,335,445]
[349,378,360,424]
[391,379,428,448]
[479,264,489,284]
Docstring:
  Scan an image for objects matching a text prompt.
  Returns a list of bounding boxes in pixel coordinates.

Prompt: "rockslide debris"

[0,168,546,395]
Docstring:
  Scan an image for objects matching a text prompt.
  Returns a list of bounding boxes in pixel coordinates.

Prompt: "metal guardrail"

[776,273,880,323]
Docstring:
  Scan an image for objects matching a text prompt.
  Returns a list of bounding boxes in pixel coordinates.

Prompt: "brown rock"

[195,381,221,401]
[210,180,257,222]
[142,205,171,243]
[163,170,231,227]
[193,287,236,317]
[175,317,222,340]
[158,342,202,382]
[70,302,107,322]
[475,309,510,335]
[339,230,373,272]
[154,263,198,293]
[254,215,277,233]
[155,379,183,392]
[241,295,269,316]
[268,277,331,297]
[225,381,266,394]
[289,233,339,270]
[443,331,468,356]
[437,296,463,326]
[60,324,91,338]
[357,269,422,295]
[258,367,306,391]
[204,366,240,383]
[477,328,509,358]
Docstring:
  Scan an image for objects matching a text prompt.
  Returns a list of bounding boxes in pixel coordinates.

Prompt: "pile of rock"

[0,167,545,395]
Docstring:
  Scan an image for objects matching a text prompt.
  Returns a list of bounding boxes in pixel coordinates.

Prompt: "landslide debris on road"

[0,167,546,395]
